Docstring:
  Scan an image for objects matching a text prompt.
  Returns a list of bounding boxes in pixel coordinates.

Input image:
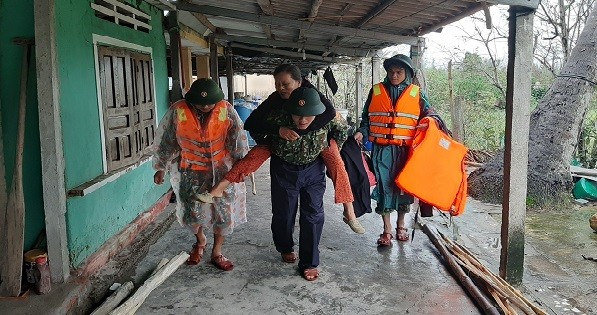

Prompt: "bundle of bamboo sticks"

[422,224,547,315]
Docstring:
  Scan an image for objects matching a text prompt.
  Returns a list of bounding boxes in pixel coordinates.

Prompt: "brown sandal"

[211,255,234,271]
[302,268,319,281]
[396,227,410,242]
[187,243,206,265]
[377,232,393,246]
[281,252,297,263]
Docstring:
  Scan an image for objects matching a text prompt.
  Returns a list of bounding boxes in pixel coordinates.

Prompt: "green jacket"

[268,110,348,165]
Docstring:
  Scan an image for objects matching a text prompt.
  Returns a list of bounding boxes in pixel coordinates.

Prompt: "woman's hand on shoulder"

[279,126,299,141]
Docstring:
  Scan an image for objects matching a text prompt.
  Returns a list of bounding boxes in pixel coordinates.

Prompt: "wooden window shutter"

[132,52,156,156]
[98,45,156,172]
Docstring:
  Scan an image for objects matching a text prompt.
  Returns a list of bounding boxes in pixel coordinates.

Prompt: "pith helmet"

[185,78,224,105]
[383,54,415,77]
[286,87,325,116]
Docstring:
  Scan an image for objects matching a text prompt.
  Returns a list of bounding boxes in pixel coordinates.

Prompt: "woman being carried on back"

[256,87,347,281]
[198,63,365,235]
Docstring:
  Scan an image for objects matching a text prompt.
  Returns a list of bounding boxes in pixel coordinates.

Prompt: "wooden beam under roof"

[298,0,324,43]
[145,0,175,11]
[307,0,324,23]
[256,0,274,15]
[492,0,539,9]
[355,0,398,28]
[256,0,275,39]
[175,3,421,45]
[213,34,372,57]
[416,3,487,34]
[229,42,341,62]
[181,0,219,35]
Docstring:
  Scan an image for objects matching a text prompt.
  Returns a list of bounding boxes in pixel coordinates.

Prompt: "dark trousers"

[270,155,326,270]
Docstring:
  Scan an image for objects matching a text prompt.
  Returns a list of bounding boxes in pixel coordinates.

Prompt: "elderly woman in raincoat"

[152,78,248,271]
[354,54,435,246]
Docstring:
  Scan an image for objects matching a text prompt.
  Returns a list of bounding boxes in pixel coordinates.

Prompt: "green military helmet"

[383,54,415,77]
[286,87,325,116]
[184,78,224,105]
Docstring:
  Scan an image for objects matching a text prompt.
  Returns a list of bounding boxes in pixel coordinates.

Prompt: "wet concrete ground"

[132,162,481,314]
[431,199,597,315]
[2,160,595,314]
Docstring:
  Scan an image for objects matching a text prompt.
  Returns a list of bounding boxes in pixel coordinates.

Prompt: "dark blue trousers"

[270,155,326,270]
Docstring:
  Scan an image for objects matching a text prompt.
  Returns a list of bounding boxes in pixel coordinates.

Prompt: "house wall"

[0,0,46,250]
[52,0,170,266]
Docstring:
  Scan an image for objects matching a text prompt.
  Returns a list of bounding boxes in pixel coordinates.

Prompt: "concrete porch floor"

[131,163,480,314]
[3,160,596,314]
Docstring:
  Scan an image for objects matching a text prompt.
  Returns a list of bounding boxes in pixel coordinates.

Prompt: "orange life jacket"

[368,83,421,146]
[395,116,468,216]
[174,100,231,171]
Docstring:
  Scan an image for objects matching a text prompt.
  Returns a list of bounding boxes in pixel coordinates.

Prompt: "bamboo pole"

[421,224,500,315]
[441,234,547,315]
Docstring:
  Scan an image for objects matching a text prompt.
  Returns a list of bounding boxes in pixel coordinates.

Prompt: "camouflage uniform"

[267,109,349,165]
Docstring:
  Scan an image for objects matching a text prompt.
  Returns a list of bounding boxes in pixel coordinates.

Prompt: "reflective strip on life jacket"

[368,132,413,141]
[368,83,421,146]
[174,100,231,171]
[368,112,420,120]
[370,122,416,129]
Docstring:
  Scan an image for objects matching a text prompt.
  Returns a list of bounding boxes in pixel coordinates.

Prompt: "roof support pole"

[196,55,210,79]
[355,62,363,122]
[209,35,219,80]
[225,47,234,104]
[500,6,534,285]
[33,0,70,284]
[181,47,192,90]
[372,54,381,85]
[410,39,427,93]
[167,11,183,102]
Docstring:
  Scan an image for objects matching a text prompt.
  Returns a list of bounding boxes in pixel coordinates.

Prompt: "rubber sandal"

[197,192,215,203]
[211,255,234,271]
[396,227,410,242]
[281,252,297,263]
[377,232,393,246]
[186,243,206,265]
[302,268,319,281]
[343,217,365,234]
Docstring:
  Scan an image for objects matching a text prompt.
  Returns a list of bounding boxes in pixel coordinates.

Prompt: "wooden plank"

[90,3,152,31]
[0,96,9,295]
[570,165,597,177]
[0,39,31,296]
[110,252,189,315]
[90,282,135,315]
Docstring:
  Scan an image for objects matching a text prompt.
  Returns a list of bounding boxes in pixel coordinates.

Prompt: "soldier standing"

[268,87,348,281]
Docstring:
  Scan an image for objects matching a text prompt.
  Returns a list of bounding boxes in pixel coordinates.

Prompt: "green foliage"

[426,53,507,151]
[575,88,597,167]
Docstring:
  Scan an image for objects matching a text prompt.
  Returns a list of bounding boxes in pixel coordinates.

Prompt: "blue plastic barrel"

[234,105,256,147]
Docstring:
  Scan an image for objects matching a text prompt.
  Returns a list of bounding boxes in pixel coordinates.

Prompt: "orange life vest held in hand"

[368,83,421,146]
[174,100,230,171]
[395,116,468,216]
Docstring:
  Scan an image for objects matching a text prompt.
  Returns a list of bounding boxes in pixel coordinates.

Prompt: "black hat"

[184,78,224,105]
[383,54,415,77]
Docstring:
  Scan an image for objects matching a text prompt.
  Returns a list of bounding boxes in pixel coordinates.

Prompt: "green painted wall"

[0,0,46,250]
[52,0,170,267]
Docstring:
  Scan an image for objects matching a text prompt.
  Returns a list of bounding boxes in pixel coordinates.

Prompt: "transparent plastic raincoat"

[152,99,249,235]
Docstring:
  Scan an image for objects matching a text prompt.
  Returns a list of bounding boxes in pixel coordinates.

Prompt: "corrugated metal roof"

[166,0,538,74]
